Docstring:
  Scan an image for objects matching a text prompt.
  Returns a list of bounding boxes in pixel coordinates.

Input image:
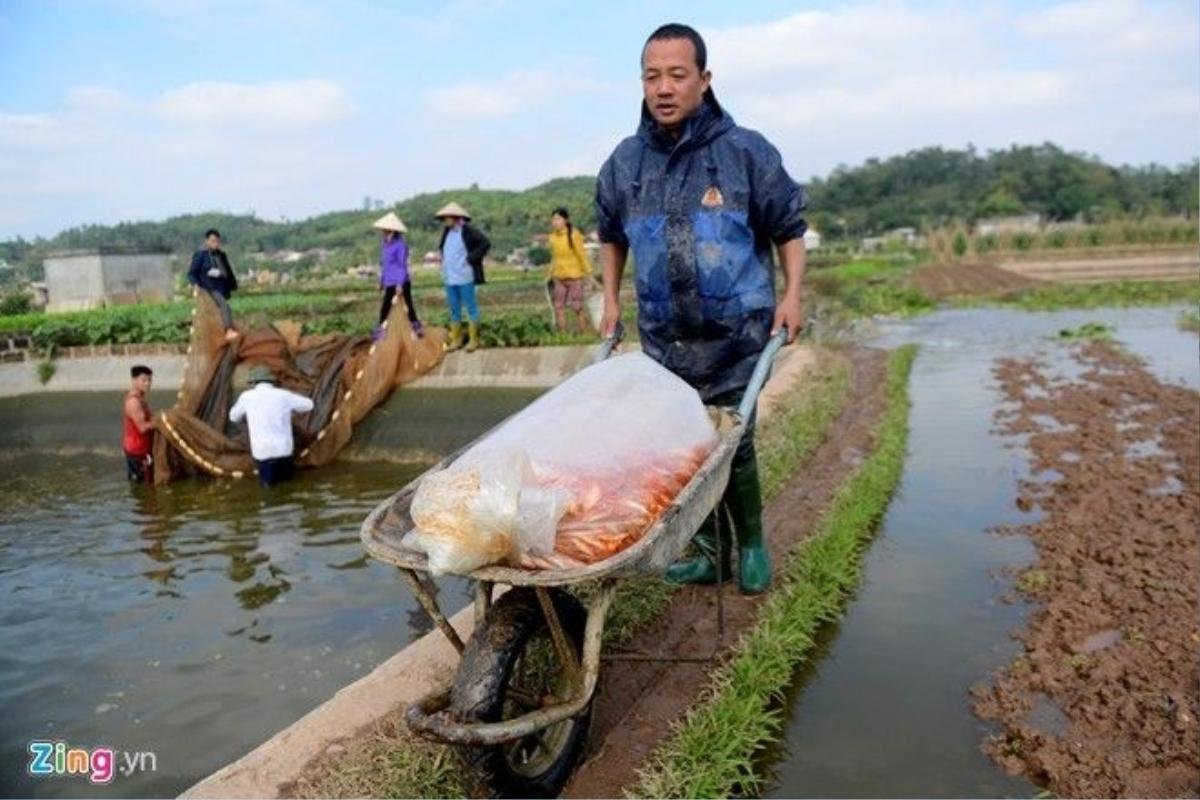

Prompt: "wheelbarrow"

[359,325,786,797]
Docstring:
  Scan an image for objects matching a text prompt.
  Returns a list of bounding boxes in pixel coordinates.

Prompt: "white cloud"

[422,68,615,121]
[0,113,60,147]
[1016,0,1197,54]
[426,69,539,120]
[709,4,944,75]
[702,1,1198,176]
[155,79,355,128]
[0,79,360,236]
[66,86,136,114]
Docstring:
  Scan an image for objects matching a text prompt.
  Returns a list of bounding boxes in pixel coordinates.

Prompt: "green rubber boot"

[665,512,732,585]
[727,455,770,594]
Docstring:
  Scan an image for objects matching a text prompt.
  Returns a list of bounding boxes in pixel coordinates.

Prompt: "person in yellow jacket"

[546,207,593,334]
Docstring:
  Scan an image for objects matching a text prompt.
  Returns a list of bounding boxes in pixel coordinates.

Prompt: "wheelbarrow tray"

[359,407,741,587]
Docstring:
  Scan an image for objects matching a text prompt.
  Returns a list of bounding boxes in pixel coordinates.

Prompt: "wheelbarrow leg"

[536,586,582,686]
[399,568,465,653]
[474,580,493,624]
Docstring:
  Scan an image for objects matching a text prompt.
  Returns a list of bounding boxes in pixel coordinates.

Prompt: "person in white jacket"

[229,366,314,486]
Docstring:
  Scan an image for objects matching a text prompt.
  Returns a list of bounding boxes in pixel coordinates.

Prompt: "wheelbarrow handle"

[593,320,626,364]
[736,326,788,421]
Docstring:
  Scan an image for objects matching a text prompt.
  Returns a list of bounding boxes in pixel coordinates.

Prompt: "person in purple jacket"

[372,212,423,338]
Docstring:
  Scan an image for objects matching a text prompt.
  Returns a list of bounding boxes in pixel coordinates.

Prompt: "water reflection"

[0,455,459,798]
[0,386,540,798]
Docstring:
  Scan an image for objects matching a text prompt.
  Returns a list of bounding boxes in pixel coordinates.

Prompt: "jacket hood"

[638,88,733,154]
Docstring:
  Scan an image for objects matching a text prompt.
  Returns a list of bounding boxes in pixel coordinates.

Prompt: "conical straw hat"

[434,201,471,220]
[372,211,407,233]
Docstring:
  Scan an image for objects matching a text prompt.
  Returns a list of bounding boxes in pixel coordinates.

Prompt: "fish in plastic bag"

[407,353,718,573]
[407,449,570,575]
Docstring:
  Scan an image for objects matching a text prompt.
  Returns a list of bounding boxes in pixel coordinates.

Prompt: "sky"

[0,0,1196,239]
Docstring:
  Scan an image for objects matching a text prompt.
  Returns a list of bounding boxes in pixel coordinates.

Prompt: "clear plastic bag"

[408,352,718,574]
[407,450,533,575]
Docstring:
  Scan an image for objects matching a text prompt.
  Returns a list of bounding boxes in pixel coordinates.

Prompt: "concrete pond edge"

[0,344,641,397]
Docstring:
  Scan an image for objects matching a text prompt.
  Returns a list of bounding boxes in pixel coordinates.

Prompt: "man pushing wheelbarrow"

[595,22,809,593]
[360,22,809,798]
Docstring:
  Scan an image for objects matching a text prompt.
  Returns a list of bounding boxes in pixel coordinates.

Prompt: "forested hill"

[806,143,1197,239]
[2,143,1195,275]
[0,176,599,274]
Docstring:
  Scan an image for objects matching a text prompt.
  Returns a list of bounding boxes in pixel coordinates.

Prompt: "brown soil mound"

[909,263,1039,299]
[563,347,890,798]
[973,342,1199,797]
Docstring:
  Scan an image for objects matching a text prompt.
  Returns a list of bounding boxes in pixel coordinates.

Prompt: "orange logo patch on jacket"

[701,186,724,208]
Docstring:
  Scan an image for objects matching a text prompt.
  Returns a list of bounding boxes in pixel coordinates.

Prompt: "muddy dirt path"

[563,347,890,798]
[973,341,1199,797]
[908,263,1039,298]
[996,250,1200,284]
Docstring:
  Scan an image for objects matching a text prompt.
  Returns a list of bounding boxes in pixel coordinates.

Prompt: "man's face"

[133,374,152,393]
[441,216,460,229]
[205,234,221,250]
[641,37,711,131]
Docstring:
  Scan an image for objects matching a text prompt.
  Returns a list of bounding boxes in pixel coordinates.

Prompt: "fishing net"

[152,290,445,483]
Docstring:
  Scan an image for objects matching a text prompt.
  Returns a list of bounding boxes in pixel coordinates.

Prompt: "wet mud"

[973,340,1199,797]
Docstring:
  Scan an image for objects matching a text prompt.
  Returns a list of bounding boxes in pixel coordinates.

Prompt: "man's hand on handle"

[771,289,803,344]
[772,236,807,344]
[599,242,628,340]
[601,299,622,340]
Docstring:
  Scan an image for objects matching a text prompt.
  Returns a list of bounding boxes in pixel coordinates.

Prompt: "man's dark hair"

[131,365,153,378]
[643,23,707,71]
[204,228,221,239]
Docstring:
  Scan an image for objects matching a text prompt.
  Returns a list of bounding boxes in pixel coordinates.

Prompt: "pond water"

[764,305,1198,797]
[0,387,540,798]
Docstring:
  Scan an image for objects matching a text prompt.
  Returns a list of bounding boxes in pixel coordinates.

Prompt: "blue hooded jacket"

[595,93,807,401]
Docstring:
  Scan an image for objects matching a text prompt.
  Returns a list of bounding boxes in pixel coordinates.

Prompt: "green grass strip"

[629,344,918,799]
[758,350,853,501]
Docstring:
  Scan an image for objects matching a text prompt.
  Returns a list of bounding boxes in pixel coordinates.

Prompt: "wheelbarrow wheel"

[450,587,591,798]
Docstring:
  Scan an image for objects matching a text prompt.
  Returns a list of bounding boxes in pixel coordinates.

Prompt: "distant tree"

[528,245,551,266]
[977,187,1024,218]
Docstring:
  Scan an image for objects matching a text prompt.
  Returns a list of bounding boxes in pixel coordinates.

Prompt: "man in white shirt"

[229,366,314,486]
